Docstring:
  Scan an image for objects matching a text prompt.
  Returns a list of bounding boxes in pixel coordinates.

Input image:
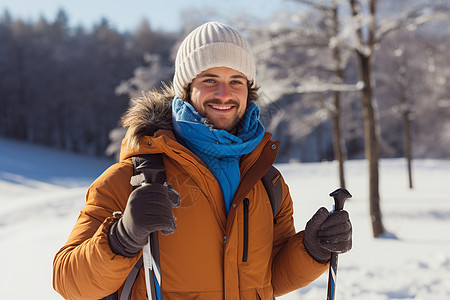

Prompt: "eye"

[231,80,247,88]
[203,79,216,84]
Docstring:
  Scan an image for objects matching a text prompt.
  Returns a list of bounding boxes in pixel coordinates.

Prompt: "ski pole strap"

[119,257,143,300]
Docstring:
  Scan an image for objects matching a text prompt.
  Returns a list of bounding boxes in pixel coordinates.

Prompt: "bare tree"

[249,2,359,177]
[347,0,450,236]
[330,0,348,189]
[348,0,384,237]
[288,0,351,188]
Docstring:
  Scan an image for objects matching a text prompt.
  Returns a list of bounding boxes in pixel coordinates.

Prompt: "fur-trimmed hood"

[120,84,175,151]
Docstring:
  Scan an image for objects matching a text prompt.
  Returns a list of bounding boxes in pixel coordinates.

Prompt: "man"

[53,21,352,300]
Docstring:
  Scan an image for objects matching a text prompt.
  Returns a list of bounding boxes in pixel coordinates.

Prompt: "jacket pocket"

[242,198,249,262]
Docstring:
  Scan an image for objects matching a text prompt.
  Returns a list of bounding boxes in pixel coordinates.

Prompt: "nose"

[215,82,232,100]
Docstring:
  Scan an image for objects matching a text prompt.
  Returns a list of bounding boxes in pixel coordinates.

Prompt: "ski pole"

[327,188,352,300]
[143,232,162,300]
[133,154,166,300]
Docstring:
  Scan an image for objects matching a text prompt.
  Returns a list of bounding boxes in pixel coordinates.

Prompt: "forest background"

[1,1,449,165]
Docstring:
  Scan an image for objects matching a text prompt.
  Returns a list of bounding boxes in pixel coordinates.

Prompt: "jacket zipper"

[242,198,249,262]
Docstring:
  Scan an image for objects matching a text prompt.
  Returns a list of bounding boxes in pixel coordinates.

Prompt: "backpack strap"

[261,166,283,224]
[119,257,143,300]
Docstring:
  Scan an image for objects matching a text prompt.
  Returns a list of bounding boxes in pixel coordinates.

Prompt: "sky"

[0,0,298,32]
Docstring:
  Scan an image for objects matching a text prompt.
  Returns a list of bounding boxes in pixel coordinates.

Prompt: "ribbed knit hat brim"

[173,22,255,98]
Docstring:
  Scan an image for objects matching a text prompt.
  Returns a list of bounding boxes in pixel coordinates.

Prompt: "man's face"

[189,67,248,132]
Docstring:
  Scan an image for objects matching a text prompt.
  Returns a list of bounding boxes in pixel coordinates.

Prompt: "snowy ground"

[1,137,449,300]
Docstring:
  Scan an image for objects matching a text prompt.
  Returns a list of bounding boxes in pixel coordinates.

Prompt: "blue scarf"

[172,97,265,214]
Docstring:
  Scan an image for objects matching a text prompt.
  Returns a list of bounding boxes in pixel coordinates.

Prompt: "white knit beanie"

[173,21,256,98]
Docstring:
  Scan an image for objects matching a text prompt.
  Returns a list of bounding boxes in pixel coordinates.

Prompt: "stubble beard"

[202,99,243,133]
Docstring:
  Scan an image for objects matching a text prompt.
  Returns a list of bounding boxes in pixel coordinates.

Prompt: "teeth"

[211,105,232,110]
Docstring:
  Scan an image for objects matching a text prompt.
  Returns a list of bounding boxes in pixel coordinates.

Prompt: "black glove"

[303,207,352,263]
[108,182,180,257]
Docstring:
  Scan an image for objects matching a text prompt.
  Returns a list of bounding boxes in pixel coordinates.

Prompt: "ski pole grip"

[329,188,352,211]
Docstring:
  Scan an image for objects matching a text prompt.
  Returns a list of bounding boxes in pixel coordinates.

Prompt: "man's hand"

[109,182,180,257]
[303,207,352,263]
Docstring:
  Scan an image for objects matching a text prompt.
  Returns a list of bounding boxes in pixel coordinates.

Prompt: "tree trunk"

[396,52,414,189]
[402,104,413,189]
[332,91,346,189]
[331,2,346,189]
[350,0,385,237]
[357,52,384,237]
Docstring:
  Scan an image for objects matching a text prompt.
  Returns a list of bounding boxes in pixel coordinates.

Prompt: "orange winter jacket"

[53,91,328,300]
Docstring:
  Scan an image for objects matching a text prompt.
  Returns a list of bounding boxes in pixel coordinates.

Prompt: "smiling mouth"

[210,105,233,110]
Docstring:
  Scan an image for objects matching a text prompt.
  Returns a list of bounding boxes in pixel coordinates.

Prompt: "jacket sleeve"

[52,160,140,300]
[270,175,329,297]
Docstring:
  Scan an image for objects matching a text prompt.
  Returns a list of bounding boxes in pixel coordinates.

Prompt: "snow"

[1,137,449,299]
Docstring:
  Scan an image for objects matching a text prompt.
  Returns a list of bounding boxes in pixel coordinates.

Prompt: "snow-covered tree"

[245,0,450,237]
[346,0,450,237]
[247,2,359,188]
